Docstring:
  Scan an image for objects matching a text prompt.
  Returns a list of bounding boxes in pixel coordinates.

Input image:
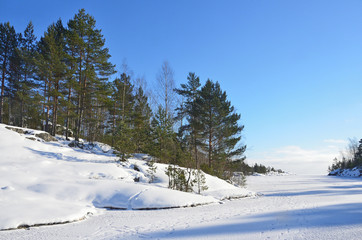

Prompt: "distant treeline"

[329,138,362,172]
[0,9,246,181]
[232,161,284,175]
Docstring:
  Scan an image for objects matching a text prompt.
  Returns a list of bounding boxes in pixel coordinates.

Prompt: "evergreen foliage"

[195,79,246,177]
[66,9,115,142]
[150,106,176,164]
[0,22,18,124]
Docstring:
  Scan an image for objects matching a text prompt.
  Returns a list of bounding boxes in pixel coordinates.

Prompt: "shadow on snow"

[148,203,362,238]
[25,147,116,164]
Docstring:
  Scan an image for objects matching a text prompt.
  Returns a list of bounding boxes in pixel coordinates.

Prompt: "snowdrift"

[328,167,362,177]
[0,124,254,230]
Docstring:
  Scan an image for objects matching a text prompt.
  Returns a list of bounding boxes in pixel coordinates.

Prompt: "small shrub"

[146,160,157,183]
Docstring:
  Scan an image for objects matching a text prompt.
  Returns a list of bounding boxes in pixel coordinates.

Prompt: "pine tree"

[175,72,202,169]
[197,79,246,177]
[66,9,115,142]
[150,106,176,164]
[36,20,67,135]
[133,86,152,153]
[7,34,21,126]
[0,22,17,123]
[110,73,137,160]
[17,21,38,128]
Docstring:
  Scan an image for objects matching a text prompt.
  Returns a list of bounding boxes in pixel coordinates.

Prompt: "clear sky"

[1,0,362,174]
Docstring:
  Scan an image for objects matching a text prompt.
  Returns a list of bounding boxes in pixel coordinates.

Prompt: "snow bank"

[328,167,362,177]
[0,124,254,230]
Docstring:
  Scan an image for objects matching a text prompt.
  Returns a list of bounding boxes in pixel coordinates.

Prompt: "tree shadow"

[25,147,116,164]
[147,203,362,238]
[265,187,362,197]
[262,177,362,197]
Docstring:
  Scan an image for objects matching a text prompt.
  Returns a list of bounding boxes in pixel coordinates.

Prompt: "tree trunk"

[65,84,72,140]
[112,101,116,147]
[52,95,58,136]
[20,100,24,127]
[0,60,6,124]
[75,59,83,142]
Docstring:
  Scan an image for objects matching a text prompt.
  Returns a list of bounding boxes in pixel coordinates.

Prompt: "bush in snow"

[165,165,194,192]
[229,172,246,187]
[193,169,208,193]
[146,160,157,183]
[165,165,208,193]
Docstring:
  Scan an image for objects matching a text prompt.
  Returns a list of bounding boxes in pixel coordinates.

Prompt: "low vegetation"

[328,138,362,175]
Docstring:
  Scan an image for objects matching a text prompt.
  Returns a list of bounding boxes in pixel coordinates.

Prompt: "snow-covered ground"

[0,124,253,231]
[2,175,362,239]
[329,167,362,177]
[1,124,362,239]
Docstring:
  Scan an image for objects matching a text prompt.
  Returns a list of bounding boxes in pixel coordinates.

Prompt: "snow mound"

[0,124,254,230]
[328,167,362,177]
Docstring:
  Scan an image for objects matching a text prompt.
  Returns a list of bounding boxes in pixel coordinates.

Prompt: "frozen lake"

[2,175,362,240]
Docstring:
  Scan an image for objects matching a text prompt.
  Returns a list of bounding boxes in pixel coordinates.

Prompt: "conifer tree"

[66,9,115,142]
[133,86,152,153]
[150,106,176,163]
[17,21,37,127]
[36,20,67,135]
[110,73,137,160]
[175,72,202,169]
[0,22,17,123]
[197,79,245,177]
[109,73,134,146]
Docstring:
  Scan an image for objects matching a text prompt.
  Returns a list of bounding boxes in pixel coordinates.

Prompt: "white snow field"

[0,124,252,230]
[1,175,362,240]
[1,124,362,239]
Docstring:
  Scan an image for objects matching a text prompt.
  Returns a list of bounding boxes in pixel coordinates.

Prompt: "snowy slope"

[0,124,253,230]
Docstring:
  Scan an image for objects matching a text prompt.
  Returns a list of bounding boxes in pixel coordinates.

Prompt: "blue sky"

[2,0,362,174]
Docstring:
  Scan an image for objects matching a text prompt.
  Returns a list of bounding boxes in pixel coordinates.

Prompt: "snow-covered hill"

[0,124,254,230]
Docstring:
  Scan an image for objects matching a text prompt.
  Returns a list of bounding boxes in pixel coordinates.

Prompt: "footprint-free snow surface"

[0,124,253,231]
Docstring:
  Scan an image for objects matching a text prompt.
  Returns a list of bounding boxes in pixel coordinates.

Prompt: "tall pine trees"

[175,72,202,169]
[36,20,67,135]
[67,9,115,142]
[0,11,247,183]
[175,76,246,178]
[0,22,17,123]
[197,79,245,177]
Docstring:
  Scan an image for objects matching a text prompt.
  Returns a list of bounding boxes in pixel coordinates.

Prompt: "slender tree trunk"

[52,93,58,136]
[75,59,82,142]
[112,101,116,147]
[209,131,212,168]
[0,61,6,124]
[122,81,125,121]
[21,70,28,127]
[20,100,24,127]
[43,79,47,131]
[8,95,11,125]
[65,84,71,140]
[208,107,213,168]
[46,99,51,133]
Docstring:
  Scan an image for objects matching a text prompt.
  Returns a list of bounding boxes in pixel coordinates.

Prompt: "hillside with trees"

[0,9,247,184]
[328,138,362,176]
